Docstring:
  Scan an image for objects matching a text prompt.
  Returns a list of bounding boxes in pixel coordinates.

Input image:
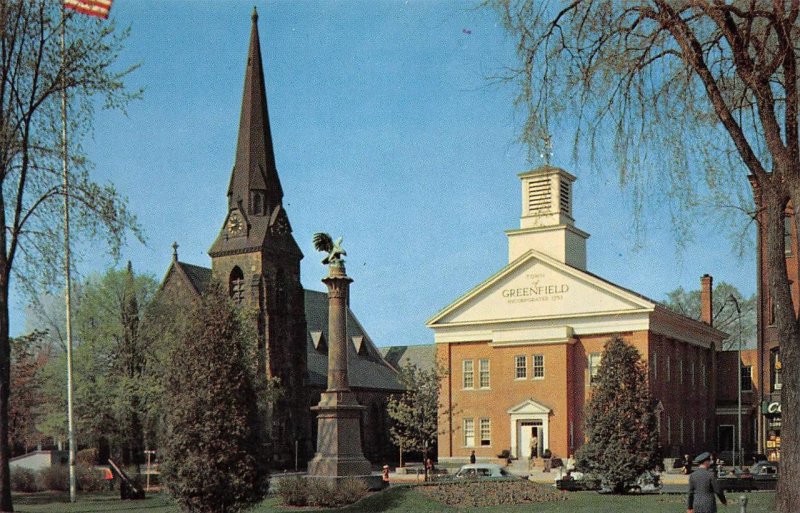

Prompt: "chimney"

[701,274,713,326]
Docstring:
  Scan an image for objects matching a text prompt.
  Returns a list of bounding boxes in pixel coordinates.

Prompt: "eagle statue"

[313,232,347,266]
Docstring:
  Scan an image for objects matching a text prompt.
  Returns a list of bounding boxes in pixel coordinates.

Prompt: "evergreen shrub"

[160,283,270,513]
[77,463,107,492]
[39,465,69,491]
[278,477,368,508]
[10,467,39,492]
[276,476,307,506]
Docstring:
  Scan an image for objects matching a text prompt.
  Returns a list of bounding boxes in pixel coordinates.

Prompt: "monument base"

[307,390,372,477]
[303,473,385,491]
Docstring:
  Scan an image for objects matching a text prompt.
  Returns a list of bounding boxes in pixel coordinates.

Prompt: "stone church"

[158,10,402,467]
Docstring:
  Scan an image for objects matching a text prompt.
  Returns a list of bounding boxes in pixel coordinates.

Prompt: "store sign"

[502,273,570,304]
[762,401,782,415]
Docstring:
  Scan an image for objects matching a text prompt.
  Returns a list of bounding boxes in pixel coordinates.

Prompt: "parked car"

[718,467,757,492]
[751,461,778,477]
[597,471,662,494]
[454,463,517,480]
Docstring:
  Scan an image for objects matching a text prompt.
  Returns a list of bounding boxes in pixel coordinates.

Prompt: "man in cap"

[687,451,727,513]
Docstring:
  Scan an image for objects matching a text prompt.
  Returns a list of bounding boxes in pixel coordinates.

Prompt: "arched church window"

[251,190,265,215]
[229,266,245,304]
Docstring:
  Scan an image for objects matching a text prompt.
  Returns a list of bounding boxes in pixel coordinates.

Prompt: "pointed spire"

[228,9,283,216]
[172,241,179,262]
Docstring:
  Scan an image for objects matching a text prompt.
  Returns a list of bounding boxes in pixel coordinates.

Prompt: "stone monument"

[307,233,372,478]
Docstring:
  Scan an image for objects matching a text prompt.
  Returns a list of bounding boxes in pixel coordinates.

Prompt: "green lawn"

[12,488,778,513]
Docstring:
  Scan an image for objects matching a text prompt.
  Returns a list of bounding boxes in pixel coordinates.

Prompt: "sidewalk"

[386,465,690,487]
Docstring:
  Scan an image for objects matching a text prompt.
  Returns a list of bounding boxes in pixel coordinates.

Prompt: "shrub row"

[11,464,109,493]
[277,476,368,508]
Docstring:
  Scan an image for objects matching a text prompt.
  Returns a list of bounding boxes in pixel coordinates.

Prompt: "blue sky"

[14,0,756,345]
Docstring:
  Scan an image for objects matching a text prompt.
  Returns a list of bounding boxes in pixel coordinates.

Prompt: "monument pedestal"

[307,390,372,477]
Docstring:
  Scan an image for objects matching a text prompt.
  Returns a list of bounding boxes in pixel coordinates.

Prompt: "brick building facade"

[428,165,727,464]
[752,181,792,462]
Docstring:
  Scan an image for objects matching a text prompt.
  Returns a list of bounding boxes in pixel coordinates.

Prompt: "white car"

[454,463,516,479]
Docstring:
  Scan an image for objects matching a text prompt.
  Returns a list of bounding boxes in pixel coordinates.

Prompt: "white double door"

[518,420,543,459]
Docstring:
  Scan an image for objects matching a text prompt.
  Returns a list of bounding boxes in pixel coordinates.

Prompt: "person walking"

[528,433,539,470]
[469,450,476,464]
[687,452,727,513]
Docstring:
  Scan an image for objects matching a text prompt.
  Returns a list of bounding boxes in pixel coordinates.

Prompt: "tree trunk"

[763,196,800,513]
[0,271,13,511]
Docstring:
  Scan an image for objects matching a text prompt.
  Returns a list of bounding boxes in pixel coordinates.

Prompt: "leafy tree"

[575,337,660,494]
[38,264,157,466]
[662,282,755,349]
[387,363,444,473]
[491,3,800,509]
[161,283,269,513]
[9,331,51,452]
[0,1,140,508]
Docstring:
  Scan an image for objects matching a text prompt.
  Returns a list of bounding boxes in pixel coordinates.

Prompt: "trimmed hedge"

[10,467,40,493]
[278,476,368,508]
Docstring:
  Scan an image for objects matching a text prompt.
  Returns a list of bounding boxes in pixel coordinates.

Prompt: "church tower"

[208,9,309,465]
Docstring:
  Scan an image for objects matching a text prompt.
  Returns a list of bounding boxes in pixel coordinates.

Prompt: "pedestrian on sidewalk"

[687,452,726,513]
[382,465,390,488]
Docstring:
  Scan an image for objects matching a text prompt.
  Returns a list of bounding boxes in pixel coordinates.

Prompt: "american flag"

[64,0,113,19]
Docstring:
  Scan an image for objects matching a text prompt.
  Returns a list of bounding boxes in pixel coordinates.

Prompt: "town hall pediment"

[427,250,653,327]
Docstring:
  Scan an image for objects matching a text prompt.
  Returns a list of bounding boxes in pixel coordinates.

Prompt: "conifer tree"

[576,336,660,493]
[161,283,269,513]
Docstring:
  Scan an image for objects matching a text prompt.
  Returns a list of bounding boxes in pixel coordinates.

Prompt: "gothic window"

[229,266,245,304]
[251,190,265,216]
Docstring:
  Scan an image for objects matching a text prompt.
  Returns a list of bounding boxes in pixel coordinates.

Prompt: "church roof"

[159,263,401,392]
[380,344,436,373]
[177,261,213,294]
[305,290,403,392]
[228,8,282,210]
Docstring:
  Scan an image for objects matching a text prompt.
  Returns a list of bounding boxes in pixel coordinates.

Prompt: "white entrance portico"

[508,399,552,460]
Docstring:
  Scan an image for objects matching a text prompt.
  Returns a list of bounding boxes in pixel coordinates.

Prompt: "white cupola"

[505,165,589,269]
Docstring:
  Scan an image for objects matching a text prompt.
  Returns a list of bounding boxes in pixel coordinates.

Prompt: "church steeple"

[228,7,283,217]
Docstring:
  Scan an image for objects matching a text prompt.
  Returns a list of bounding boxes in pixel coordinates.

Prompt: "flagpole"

[61,5,78,504]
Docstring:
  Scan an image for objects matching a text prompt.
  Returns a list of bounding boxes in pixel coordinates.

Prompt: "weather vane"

[540,133,553,164]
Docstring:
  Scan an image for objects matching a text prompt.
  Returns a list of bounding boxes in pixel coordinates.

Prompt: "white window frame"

[479,418,491,446]
[741,365,753,392]
[462,360,474,389]
[652,352,658,381]
[463,418,475,447]
[666,355,671,382]
[532,354,545,379]
[479,359,490,389]
[514,355,527,380]
[589,352,602,384]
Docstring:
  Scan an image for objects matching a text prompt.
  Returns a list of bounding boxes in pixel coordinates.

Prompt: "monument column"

[325,264,351,391]
[307,234,371,478]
